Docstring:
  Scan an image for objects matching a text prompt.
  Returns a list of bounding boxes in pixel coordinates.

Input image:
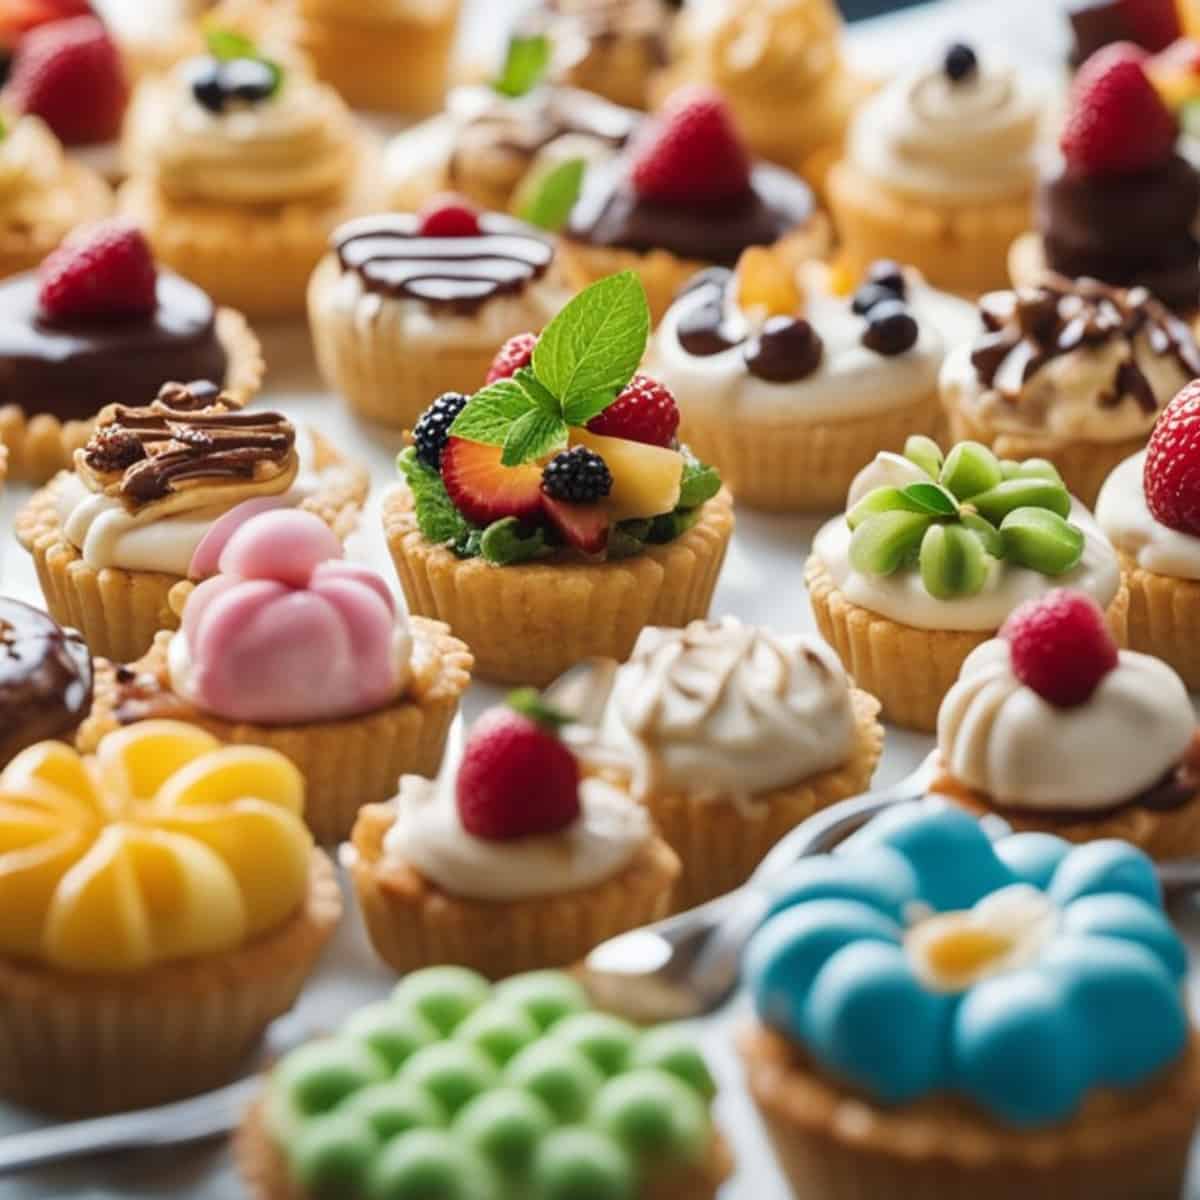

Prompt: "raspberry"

[1000,590,1119,708]
[541,446,613,504]
[455,693,581,841]
[418,194,482,238]
[485,332,538,385]
[1060,43,1176,175]
[8,15,127,145]
[1144,380,1200,535]
[586,374,679,447]
[411,392,469,469]
[629,86,752,208]
[37,219,157,322]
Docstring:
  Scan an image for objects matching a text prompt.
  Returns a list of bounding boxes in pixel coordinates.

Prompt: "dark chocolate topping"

[332,214,555,316]
[1066,0,1131,68]
[674,268,740,356]
[862,301,919,357]
[744,316,824,382]
[0,599,92,767]
[0,272,228,424]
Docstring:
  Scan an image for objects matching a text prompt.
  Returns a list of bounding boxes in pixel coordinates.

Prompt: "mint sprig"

[397,448,473,546]
[494,34,551,99]
[204,27,283,95]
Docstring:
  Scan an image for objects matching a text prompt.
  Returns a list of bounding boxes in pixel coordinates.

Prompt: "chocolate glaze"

[0,599,92,766]
[0,272,229,423]
[1038,155,1200,314]
[566,159,816,266]
[332,214,555,316]
[675,268,740,356]
[1066,0,1178,67]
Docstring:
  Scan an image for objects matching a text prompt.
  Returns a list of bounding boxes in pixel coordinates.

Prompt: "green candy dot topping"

[392,967,491,1036]
[533,1127,636,1200]
[591,1070,710,1164]
[999,506,1084,575]
[400,1043,498,1117]
[849,509,932,576]
[453,1002,541,1067]
[919,523,988,600]
[940,440,1003,500]
[493,971,589,1031]
[344,1004,441,1071]
[292,1111,378,1195]
[454,1087,555,1174]
[343,1081,448,1140]
[505,1040,603,1122]
[275,1039,389,1117]
[903,434,943,480]
[366,1130,498,1200]
[552,1013,639,1077]
[631,1027,716,1100]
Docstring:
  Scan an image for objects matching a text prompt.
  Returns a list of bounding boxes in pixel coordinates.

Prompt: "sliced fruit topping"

[441,437,544,526]
[412,392,470,470]
[486,332,539,385]
[541,495,610,556]
[586,374,680,448]
[1144,379,1200,535]
[418,194,482,239]
[734,246,803,318]
[571,430,683,521]
[38,218,157,322]
[541,447,613,505]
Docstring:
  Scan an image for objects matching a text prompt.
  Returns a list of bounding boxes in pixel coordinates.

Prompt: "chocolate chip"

[866,259,907,300]
[744,316,824,382]
[944,42,978,83]
[851,283,896,316]
[862,300,919,356]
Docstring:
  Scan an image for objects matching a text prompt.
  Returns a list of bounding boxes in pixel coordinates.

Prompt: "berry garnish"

[8,15,127,144]
[586,374,680,448]
[418,195,483,239]
[541,446,613,504]
[412,392,470,469]
[861,300,919,356]
[629,85,752,208]
[441,436,544,525]
[1000,589,1119,707]
[743,317,824,383]
[1120,0,1182,53]
[541,494,610,555]
[456,691,581,841]
[486,332,538,385]
[1144,380,1200,536]
[1060,42,1176,175]
[38,219,157,322]
[943,42,978,83]
[851,283,896,316]
[866,259,907,299]
[187,55,277,112]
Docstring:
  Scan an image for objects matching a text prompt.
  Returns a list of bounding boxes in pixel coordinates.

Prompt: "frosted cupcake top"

[0,116,81,226]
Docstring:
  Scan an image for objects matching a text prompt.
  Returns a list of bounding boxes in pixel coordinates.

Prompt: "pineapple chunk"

[570,429,683,521]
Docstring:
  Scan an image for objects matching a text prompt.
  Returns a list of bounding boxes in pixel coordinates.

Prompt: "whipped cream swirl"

[938,638,1194,811]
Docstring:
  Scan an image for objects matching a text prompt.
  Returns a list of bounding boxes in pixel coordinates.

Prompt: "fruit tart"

[237,967,731,1200]
[348,692,681,979]
[79,509,473,844]
[15,382,368,663]
[0,720,340,1115]
[806,437,1127,732]
[308,197,572,431]
[940,274,1200,507]
[562,86,829,323]
[382,272,734,686]
[0,218,262,483]
[650,253,976,511]
[742,802,1200,1200]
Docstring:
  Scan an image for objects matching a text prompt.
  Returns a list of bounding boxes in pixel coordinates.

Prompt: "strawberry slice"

[541,494,610,555]
[441,437,544,526]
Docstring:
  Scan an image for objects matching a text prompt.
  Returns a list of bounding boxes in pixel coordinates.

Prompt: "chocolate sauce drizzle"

[333,214,555,316]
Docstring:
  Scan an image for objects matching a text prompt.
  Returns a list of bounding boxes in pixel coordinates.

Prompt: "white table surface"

[0,1,1184,1197]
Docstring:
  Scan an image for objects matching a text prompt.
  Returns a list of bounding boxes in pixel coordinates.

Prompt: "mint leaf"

[206,28,257,59]
[480,518,552,565]
[501,409,568,466]
[533,272,651,426]
[518,157,586,232]
[902,482,959,516]
[450,379,537,447]
[513,367,562,417]
[397,448,475,546]
[494,34,551,98]
[677,451,721,509]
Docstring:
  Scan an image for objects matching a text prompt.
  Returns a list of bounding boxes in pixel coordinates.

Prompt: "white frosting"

[595,617,856,801]
[383,773,651,901]
[937,638,1194,810]
[812,453,1122,632]
[1096,450,1200,581]
[650,269,977,424]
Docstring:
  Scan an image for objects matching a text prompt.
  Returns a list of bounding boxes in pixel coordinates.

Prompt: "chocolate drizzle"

[332,214,555,316]
[674,268,740,356]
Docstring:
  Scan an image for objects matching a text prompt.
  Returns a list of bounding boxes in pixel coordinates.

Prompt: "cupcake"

[0,720,340,1115]
[238,967,731,1199]
[1011,45,1200,316]
[940,275,1200,507]
[828,42,1040,297]
[806,437,1127,732]
[349,693,681,979]
[650,253,977,512]
[1096,380,1200,689]
[651,0,867,193]
[15,384,369,663]
[741,802,1200,1200]
[0,597,92,767]
[120,31,375,318]
[0,218,262,484]
[79,509,473,843]
[580,617,884,911]
[308,199,571,431]
[562,86,829,323]
[382,272,733,686]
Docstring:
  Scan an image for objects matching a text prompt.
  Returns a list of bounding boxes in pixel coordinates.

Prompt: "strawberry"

[1000,589,1119,707]
[417,194,482,238]
[629,85,752,207]
[1120,0,1181,53]
[541,494,609,555]
[1144,379,1200,535]
[440,436,544,525]
[38,218,157,321]
[8,14,127,144]
[456,692,581,840]
[586,374,680,447]
[486,332,538,384]
[1060,42,1176,175]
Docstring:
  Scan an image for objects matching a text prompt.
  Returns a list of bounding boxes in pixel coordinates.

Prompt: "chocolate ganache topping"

[0,272,228,423]
[333,214,555,316]
[0,599,92,766]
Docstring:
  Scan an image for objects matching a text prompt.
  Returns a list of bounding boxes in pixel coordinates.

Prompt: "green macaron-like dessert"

[237,968,729,1200]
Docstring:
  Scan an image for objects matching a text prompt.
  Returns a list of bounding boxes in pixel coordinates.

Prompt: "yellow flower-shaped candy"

[0,722,313,972]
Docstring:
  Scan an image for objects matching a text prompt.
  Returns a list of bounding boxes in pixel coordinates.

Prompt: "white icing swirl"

[596,617,856,800]
[937,638,1194,811]
[1096,450,1200,581]
[383,773,651,901]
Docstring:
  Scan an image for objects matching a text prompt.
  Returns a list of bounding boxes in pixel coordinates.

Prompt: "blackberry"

[541,447,613,504]
[851,283,895,316]
[412,392,470,469]
[944,43,978,84]
[866,259,907,300]
[862,300,920,356]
